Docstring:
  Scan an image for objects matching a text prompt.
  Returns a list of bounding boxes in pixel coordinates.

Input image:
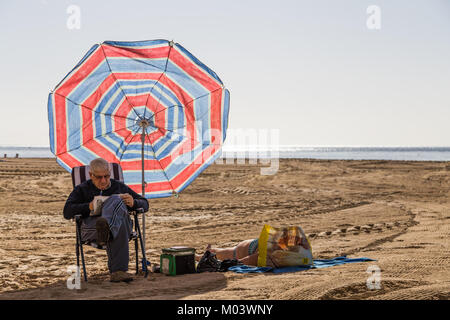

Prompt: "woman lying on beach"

[196,239,260,266]
[196,232,309,267]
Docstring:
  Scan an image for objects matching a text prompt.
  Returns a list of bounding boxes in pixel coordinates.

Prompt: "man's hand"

[119,193,134,207]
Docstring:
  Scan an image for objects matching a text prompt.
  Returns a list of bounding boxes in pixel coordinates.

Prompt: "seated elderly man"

[63,158,149,282]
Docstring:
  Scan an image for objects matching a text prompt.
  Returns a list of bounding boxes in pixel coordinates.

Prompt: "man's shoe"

[110,271,134,283]
[96,217,110,246]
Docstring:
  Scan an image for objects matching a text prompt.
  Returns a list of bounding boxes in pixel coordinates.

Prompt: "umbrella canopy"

[48,39,230,198]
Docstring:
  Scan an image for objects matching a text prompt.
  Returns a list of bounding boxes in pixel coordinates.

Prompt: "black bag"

[218,259,243,272]
[196,251,243,273]
[196,251,221,273]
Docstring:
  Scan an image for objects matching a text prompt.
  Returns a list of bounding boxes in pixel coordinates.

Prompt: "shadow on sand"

[0,271,228,300]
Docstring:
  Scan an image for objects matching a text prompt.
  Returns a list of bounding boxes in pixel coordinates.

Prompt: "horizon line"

[1,144,450,149]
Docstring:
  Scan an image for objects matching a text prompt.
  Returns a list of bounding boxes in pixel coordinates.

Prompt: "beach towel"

[229,256,375,274]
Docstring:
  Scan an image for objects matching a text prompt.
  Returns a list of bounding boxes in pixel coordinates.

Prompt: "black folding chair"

[71,162,149,281]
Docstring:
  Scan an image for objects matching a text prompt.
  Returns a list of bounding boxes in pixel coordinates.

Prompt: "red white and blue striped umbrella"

[48,40,230,199]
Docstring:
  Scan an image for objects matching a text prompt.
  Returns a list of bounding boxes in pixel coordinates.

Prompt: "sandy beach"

[0,157,448,300]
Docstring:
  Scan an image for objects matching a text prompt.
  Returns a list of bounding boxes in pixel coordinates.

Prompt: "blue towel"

[228,265,273,273]
[228,256,375,274]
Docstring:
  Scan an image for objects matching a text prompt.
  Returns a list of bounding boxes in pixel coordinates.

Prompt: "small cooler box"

[160,246,196,276]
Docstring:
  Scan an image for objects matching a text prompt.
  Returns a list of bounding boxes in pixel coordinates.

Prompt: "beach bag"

[196,251,243,272]
[196,251,221,273]
[257,224,313,268]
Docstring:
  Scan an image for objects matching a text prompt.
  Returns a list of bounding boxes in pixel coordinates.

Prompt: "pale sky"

[1,0,449,147]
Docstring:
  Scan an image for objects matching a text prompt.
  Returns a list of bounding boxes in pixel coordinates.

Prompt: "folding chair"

[71,162,149,281]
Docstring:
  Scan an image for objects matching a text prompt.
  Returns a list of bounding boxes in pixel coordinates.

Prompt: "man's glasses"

[92,173,111,180]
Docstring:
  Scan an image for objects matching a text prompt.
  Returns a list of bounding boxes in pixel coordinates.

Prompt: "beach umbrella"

[48,39,230,252]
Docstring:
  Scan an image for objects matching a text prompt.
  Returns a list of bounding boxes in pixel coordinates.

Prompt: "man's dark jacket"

[63,179,149,220]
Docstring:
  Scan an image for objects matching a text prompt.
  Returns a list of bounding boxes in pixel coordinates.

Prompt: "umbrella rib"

[52,92,142,156]
[160,86,223,117]
[150,104,221,139]
[149,86,223,127]
[150,105,195,132]
[180,87,223,109]
[144,127,177,193]
[148,98,201,136]
[151,112,211,147]
[99,44,141,120]
[143,43,173,120]
[56,124,139,156]
[150,105,197,130]
[152,123,222,147]
[52,92,135,121]
[140,86,226,147]
[148,97,225,147]
[118,130,139,162]
[152,126,203,148]
[142,76,164,120]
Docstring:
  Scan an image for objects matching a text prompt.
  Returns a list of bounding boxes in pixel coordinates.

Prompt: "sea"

[1,146,450,161]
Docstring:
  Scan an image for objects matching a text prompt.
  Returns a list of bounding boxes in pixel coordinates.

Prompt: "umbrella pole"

[141,126,146,251]
[139,119,151,270]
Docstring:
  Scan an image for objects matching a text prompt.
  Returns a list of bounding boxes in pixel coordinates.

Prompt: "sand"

[0,157,448,300]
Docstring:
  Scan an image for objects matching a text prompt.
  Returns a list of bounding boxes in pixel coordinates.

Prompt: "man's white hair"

[89,158,109,172]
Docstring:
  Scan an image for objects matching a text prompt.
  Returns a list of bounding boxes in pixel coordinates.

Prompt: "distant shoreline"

[1,146,450,161]
[1,157,449,164]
